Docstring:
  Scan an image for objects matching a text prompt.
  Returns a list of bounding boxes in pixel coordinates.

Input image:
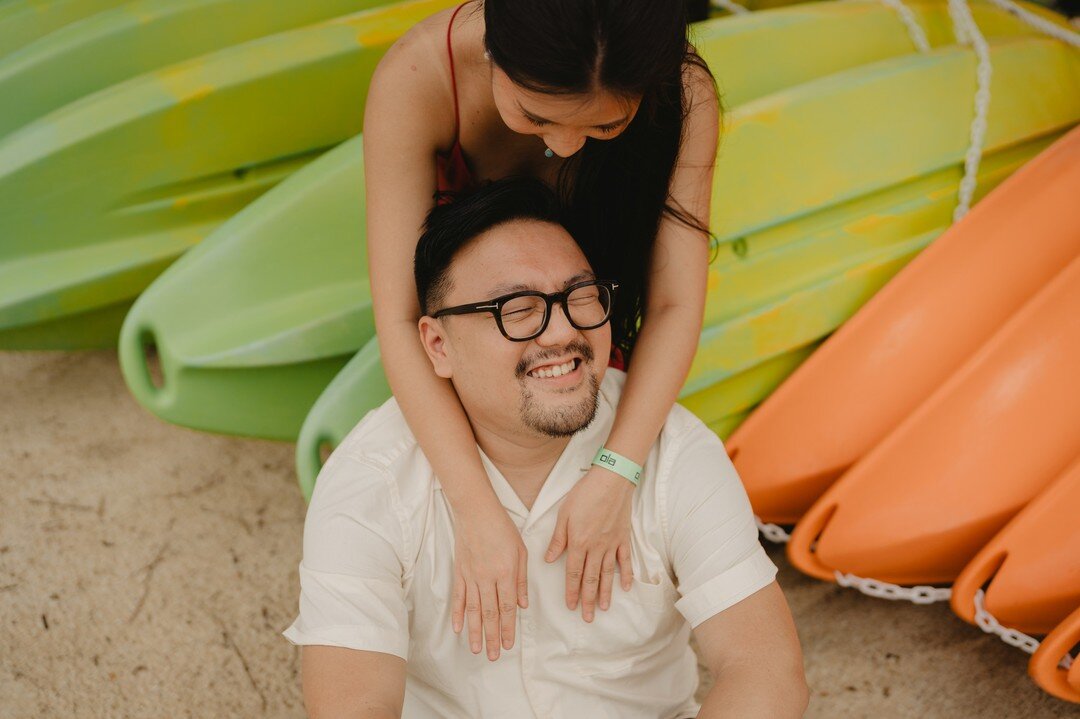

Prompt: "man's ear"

[418,316,453,379]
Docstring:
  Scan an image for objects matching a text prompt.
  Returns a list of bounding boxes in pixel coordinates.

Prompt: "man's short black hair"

[414,177,566,316]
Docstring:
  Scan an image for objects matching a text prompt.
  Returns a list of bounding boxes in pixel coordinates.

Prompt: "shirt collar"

[476,375,617,530]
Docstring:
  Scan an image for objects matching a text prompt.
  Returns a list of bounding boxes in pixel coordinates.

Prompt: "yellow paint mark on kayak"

[351,0,458,46]
[927,184,958,202]
[185,84,215,103]
[355,30,400,46]
[843,214,888,235]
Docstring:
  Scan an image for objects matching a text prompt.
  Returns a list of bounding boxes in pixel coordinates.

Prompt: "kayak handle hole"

[139,329,165,391]
[318,439,335,467]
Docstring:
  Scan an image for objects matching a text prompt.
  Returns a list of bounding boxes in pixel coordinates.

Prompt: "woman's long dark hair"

[483,0,717,363]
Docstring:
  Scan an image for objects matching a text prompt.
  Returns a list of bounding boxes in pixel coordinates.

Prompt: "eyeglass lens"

[499,284,612,339]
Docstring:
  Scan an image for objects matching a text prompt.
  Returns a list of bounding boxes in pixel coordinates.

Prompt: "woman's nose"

[544,132,586,158]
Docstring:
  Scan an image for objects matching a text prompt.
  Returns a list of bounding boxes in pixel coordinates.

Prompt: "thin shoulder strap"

[446,3,469,139]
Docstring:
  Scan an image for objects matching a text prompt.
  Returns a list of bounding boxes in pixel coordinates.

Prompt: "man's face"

[419,220,611,440]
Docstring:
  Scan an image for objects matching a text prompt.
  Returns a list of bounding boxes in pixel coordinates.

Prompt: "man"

[284,178,808,718]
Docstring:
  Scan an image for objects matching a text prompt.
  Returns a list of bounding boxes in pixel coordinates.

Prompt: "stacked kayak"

[728,124,1080,526]
[732,125,1080,702]
[1032,605,1080,703]
[0,0,454,350]
[113,0,1080,462]
[0,0,401,138]
[950,456,1080,637]
[786,251,1080,583]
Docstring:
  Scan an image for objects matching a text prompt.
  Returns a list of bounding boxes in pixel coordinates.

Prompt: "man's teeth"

[529,360,576,378]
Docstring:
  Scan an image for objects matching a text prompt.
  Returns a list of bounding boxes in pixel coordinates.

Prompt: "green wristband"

[592,447,643,487]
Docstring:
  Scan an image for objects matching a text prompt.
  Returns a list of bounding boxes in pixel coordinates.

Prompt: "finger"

[598,551,616,611]
[466,582,483,655]
[517,546,529,609]
[545,516,568,562]
[480,583,501,661]
[579,552,603,622]
[452,573,467,634]
[617,543,633,591]
[565,547,586,610]
[497,578,517,651]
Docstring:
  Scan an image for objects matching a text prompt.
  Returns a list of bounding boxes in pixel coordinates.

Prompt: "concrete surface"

[1,350,1073,718]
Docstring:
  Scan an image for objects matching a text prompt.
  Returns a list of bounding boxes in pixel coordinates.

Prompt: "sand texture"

[0,350,1072,718]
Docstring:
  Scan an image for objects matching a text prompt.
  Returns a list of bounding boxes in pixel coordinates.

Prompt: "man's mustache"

[515,340,596,378]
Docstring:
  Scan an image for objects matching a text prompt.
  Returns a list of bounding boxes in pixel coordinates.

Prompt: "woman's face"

[490,66,641,158]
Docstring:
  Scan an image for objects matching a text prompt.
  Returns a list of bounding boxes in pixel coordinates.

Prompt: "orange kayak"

[786,253,1080,585]
[1031,605,1080,704]
[951,457,1080,636]
[725,126,1080,525]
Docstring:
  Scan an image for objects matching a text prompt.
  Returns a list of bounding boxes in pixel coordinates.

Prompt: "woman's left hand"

[545,465,635,622]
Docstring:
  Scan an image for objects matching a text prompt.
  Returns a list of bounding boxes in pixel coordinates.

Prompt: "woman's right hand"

[452,508,529,662]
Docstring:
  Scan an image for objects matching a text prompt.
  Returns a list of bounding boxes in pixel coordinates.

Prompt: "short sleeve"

[282,450,411,660]
[660,416,778,628]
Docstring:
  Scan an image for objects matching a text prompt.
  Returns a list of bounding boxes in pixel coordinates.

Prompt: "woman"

[364,0,718,662]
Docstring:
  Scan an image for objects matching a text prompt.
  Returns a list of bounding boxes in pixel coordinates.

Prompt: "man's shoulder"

[309,398,436,514]
[600,369,716,453]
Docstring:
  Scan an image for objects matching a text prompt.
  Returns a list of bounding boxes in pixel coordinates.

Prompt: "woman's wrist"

[447,486,512,527]
[592,446,643,487]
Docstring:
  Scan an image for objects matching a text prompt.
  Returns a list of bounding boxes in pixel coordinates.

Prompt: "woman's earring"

[544,148,555,158]
[483,50,491,61]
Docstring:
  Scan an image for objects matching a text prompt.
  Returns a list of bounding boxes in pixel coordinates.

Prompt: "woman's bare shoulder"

[365,6,460,146]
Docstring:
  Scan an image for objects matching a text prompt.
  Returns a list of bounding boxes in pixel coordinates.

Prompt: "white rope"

[878,0,932,52]
[947,0,993,222]
[710,0,751,15]
[973,590,1075,670]
[755,515,792,543]
[983,0,1080,47]
[835,571,953,604]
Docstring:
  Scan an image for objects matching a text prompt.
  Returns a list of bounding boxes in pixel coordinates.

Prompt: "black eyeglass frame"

[430,279,619,342]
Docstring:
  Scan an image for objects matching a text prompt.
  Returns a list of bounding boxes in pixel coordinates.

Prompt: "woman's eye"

[526,116,549,128]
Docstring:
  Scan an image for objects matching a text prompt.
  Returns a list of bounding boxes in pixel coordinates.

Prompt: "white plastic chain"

[973,590,1076,670]
[710,0,751,15]
[755,515,792,543]
[947,0,993,223]
[983,0,1080,48]
[835,571,953,604]
[878,0,932,52]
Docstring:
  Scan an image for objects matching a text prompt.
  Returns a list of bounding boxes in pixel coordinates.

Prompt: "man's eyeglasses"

[431,279,618,342]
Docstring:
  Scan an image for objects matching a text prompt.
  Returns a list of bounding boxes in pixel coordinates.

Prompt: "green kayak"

[0,0,455,350]
[0,0,400,139]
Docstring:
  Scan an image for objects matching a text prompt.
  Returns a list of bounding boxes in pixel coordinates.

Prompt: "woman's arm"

[545,62,719,620]
[364,24,528,663]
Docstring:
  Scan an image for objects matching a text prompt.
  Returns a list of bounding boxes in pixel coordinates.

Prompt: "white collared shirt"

[284,370,777,718]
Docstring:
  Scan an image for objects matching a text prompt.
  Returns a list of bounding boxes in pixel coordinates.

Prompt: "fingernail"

[472,642,481,653]
[601,600,609,610]
[488,650,498,661]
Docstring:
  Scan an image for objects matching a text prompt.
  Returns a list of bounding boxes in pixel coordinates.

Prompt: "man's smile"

[526,357,581,379]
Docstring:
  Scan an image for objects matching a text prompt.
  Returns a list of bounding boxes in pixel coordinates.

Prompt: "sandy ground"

[0,350,1072,718]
